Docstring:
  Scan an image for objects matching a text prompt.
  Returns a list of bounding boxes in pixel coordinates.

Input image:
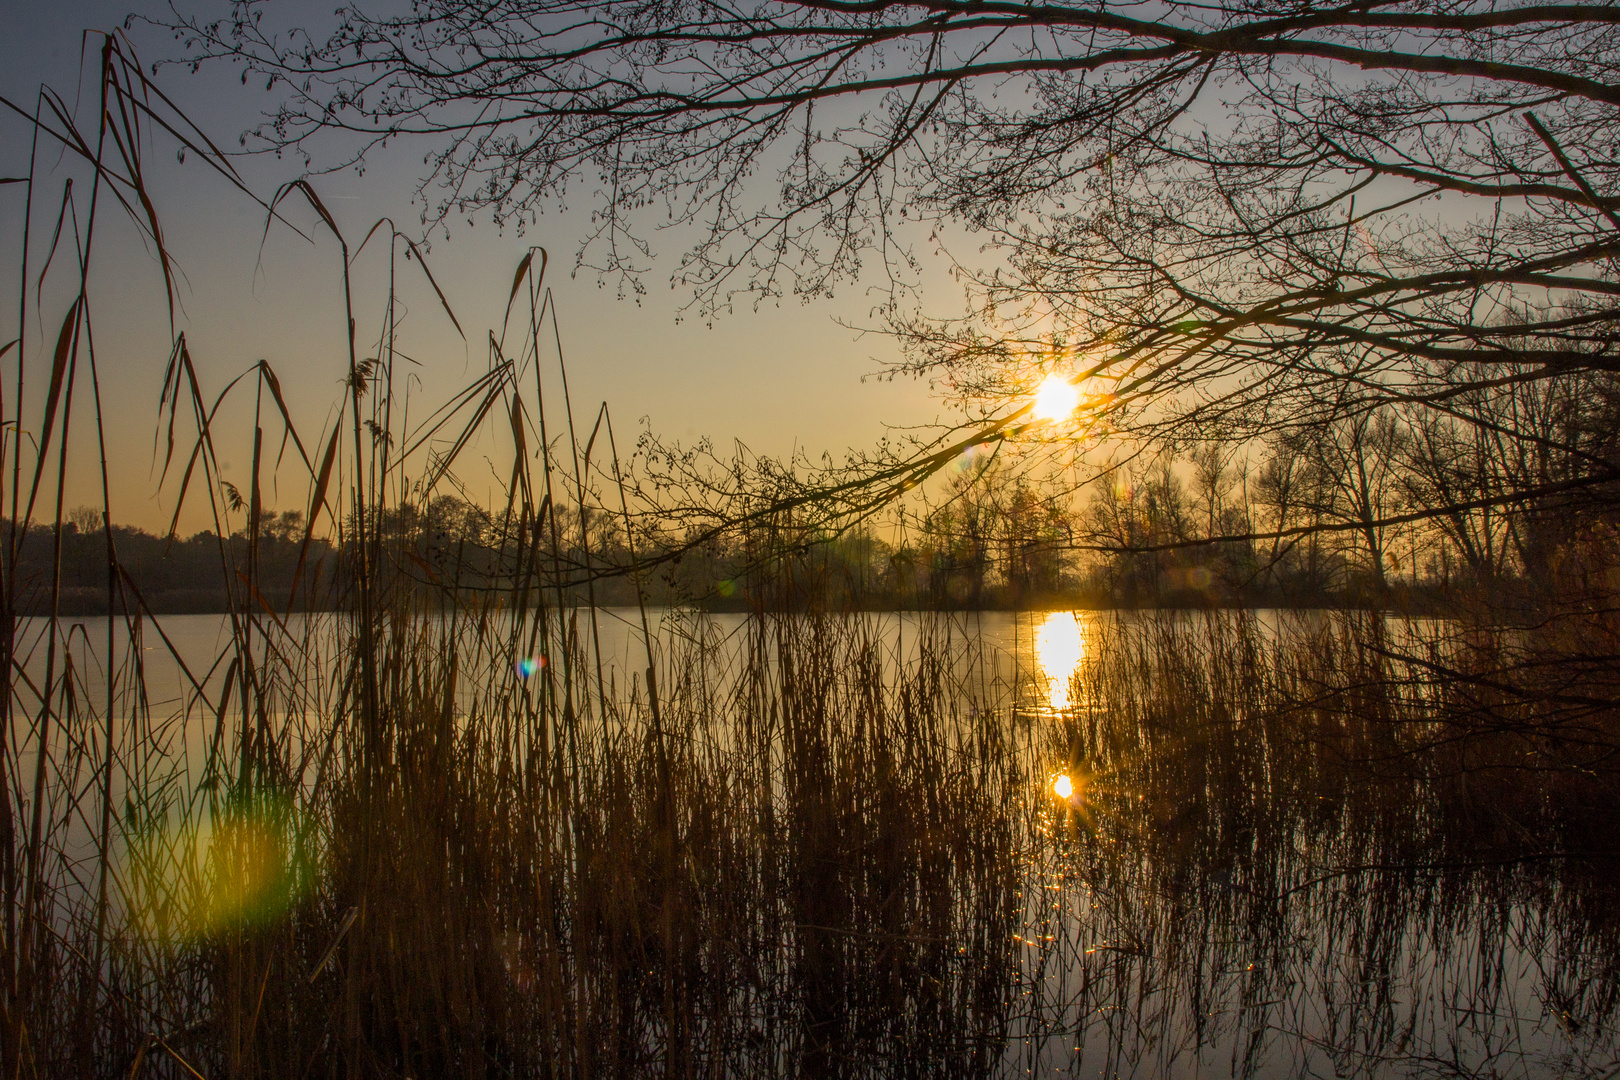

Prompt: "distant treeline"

[5,509,337,616]
[14,413,1619,616]
[16,497,1080,616]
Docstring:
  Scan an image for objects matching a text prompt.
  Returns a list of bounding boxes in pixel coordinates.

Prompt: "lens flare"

[515,655,547,679]
[1032,374,1079,422]
[123,791,312,942]
[1053,774,1074,800]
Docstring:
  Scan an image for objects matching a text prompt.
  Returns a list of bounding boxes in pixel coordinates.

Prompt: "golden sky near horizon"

[0,1,951,535]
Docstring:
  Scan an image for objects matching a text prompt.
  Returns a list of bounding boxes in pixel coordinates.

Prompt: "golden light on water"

[1053,773,1074,799]
[1035,612,1085,710]
[1032,374,1079,421]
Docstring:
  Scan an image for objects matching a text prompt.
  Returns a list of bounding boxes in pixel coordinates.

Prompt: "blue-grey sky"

[0,0,935,532]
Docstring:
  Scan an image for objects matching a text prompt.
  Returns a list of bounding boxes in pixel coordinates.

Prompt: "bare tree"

[65,507,102,536]
[167,0,1620,553]
[1297,410,1407,595]
[1399,404,1512,588]
[1082,450,1202,601]
[1253,433,1314,591]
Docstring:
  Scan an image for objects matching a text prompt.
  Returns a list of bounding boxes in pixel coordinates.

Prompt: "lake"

[9,607,1615,1076]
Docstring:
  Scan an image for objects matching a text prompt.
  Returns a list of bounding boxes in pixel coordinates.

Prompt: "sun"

[1032,374,1079,422]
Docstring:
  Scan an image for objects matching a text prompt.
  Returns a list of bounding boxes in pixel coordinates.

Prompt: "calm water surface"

[12,608,1615,1077]
[14,607,1362,718]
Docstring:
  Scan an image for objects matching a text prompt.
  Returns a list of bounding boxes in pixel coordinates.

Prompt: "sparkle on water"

[1032,374,1080,421]
[1034,612,1084,710]
[1053,773,1074,800]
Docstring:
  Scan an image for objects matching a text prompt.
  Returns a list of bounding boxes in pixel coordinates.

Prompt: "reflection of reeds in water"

[4,36,1620,1079]
[1017,610,1620,1078]
[0,44,1035,1071]
[23,606,1024,1077]
[25,601,1620,1076]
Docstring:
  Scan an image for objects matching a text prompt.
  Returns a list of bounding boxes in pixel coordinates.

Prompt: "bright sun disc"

[1032,375,1079,421]
[1053,774,1074,799]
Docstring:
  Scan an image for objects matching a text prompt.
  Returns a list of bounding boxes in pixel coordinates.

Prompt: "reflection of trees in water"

[1009,611,1620,1077]
[18,610,1620,1076]
[1019,828,1620,1077]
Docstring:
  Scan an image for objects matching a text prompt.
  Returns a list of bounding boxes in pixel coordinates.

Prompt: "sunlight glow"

[1035,613,1085,711]
[1032,375,1080,422]
[125,794,311,942]
[1053,773,1074,800]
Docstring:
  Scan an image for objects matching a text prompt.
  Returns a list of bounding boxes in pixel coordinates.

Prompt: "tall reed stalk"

[0,34,1615,1080]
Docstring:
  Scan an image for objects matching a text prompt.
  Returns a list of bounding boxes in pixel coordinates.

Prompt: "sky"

[0,0,943,534]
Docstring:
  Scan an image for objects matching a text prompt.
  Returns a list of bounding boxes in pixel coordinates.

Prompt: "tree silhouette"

[170,0,1620,562]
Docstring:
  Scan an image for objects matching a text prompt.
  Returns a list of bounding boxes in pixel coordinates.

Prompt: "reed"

[0,33,1616,1080]
[1016,609,1620,1078]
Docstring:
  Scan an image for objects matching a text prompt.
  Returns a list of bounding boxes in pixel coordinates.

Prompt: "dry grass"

[1,34,1618,1080]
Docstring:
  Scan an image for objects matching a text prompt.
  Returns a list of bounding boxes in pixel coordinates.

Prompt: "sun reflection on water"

[1034,612,1084,711]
